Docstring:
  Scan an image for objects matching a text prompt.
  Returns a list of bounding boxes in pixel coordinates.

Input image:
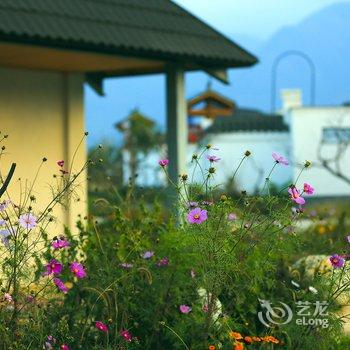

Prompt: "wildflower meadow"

[1,132,350,350]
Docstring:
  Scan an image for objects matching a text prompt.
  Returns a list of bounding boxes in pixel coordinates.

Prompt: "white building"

[284,90,350,197]
[121,87,350,197]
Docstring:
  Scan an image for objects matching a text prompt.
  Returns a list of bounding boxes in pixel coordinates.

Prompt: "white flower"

[308,286,318,294]
[291,280,300,288]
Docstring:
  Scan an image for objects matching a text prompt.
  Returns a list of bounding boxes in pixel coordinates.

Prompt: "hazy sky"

[174,0,350,40]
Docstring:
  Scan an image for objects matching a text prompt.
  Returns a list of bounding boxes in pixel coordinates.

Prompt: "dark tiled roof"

[206,109,289,133]
[0,0,257,68]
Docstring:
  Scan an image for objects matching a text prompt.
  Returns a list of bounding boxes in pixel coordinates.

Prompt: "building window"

[322,127,350,143]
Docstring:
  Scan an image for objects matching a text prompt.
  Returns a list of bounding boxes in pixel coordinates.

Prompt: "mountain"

[229,2,350,111]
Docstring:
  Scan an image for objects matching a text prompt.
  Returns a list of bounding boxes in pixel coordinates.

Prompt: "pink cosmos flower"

[4,293,13,303]
[179,304,192,314]
[60,345,69,350]
[52,238,70,249]
[57,160,65,167]
[329,254,345,269]
[141,251,154,259]
[95,321,108,332]
[158,159,169,167]
[303,183,314,195]
[187,207,207,224]
[70,262,86,279]
[26,295,35,303]
[206,155,221,163]
[119,262,133,269]
[120,329,133,342]
[272,152,289,166]
[44,259,63,276]
[288,187,305,205]
[228,213,237,221]
[53,278,69,294]
[156,256,169,267]
[19,213,37,229]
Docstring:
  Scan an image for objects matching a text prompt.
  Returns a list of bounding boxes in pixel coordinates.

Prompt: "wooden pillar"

[166,65,187,186]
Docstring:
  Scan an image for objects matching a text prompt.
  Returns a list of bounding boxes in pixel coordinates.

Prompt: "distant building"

[189,87,290,193]
[283,90,350,197]
[132,86,350,197]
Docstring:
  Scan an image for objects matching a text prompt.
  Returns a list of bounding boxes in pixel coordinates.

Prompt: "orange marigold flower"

[243,336,253,344]
[209,346,216,350]
[234,342,244,350]
[263,335,279,344]
[251,336,262,342]
[229,331,243,340]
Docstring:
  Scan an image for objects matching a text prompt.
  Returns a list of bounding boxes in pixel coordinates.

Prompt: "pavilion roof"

[0,0,257,69]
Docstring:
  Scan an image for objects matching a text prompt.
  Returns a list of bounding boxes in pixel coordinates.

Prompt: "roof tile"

[0,0,257,67]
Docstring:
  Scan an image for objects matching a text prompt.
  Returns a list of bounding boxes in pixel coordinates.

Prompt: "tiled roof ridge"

[0,4,222,41]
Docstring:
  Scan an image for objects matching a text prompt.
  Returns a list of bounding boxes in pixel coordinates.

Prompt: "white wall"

[289,106,350,196]
[201,131,291,193]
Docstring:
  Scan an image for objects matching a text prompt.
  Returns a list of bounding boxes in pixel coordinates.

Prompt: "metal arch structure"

[271,50,316,113]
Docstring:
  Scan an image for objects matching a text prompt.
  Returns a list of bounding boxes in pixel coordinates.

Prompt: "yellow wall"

[0,67,87,233]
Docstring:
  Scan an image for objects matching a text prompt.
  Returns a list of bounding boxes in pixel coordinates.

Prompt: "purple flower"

[44,259,63,276]
[0,200,10,212]
[303,183,314,195]
[95,321,108,332]
[53,278,69,294]
[228,213,237,221]
[19,213,37,229]
[187,207,207,224]
[156,256,169,267]
[70,262,86,279]
[329,254,345,269]
[119,263,133,269]
[206,155,221,163]
[57,160,65,167]
[141,251,154,259]
[347,235,350,244]
[120,329,133,342]
[179,304,192,314]
[288,187,305,205]
[0,229,11,247]
[158,159,169,167]
[272,152,289,166]
[52,238,70,250]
